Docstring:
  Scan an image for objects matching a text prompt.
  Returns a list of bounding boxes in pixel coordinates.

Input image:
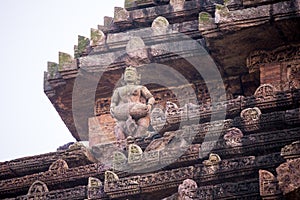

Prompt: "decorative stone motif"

[276,158,300,195]
[150,107,166,132]
[49,159,69,172]
[58,52,77,71]
[259,170,281,198]
[77,35,90,56]
[214,3,230,23]
[90,28,105,46]
[88,177,105,199]
[28,180,49,196]
[47,62,59,79]
[254,84,276,98]
[203,153,221,166]
[198,12,215,31]
[247,45,300,73]
[114,7,130,23]
[105,170,119,182]
[240,107,261,122]
[223,127,243,147]
[178,179,198,200]
[126,37,149,64]
[113,151,127,170]
[152,16,169,35]
[128,144,143,164]
[281,141,300,160]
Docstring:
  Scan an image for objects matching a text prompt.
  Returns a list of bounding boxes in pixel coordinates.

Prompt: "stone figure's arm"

[141,86,155,111]
[110,88,119,117]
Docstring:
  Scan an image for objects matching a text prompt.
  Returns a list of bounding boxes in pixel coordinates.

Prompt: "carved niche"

[247,45,300,91]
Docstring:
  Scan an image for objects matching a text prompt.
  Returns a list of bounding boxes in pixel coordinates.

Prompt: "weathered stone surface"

[90,28,105,47]
[89,115,116,147]
[276,158,300,195]
[58,52,77,71]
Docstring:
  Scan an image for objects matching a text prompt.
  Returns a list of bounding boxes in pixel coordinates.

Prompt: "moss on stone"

[59,52,72,71]
[199,12,211,24]
[77,35,89,56]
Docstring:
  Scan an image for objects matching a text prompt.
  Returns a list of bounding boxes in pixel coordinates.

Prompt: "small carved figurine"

[110,66,155,139]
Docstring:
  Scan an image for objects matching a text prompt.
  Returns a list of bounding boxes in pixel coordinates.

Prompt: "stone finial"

[104,16,113,27]
[198,12,216,31]
[254,84,276,98]
[90,28,105,47]
[88,177,102,188]
[113,151,127,170]
[78,35,90,56]
[128,144,143,163]
[170,0,185,11]
[105,170,119,182]
[47,61,59,79]
[259,170,281,198]
[178,179,198,200]
[281,141,300,160]
[49,159,69,172]
[114,7,130,23]
[214,3,230,23]
[152,16,169,35]
[224,127,243,147]
[58,52,77,71]
[203,153,221,166]
[28,180,49,195]
[125,0,136,10]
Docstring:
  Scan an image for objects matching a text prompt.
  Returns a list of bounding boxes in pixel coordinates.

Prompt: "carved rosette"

[259,170,281,199]
[276,158,300,195]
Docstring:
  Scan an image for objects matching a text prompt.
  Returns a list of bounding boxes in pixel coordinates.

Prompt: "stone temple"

[1,0,300,199]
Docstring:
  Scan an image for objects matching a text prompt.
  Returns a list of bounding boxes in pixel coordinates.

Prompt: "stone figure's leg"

[125,116,138,136]
[114,121,126,140]
[135,115,150,137]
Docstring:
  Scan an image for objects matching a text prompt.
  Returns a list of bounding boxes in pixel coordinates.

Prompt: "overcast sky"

[0,0,124,162]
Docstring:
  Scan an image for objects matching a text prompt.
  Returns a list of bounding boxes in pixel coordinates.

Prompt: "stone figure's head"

[123,66,140,84]
[178,179,198,200]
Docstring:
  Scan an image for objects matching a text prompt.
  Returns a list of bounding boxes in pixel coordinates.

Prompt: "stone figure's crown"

[125,66,137,73]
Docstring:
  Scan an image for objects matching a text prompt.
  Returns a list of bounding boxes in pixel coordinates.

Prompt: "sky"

[0,0,124,162]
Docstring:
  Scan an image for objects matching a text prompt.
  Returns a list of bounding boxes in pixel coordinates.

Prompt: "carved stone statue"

[110,66,155,140]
